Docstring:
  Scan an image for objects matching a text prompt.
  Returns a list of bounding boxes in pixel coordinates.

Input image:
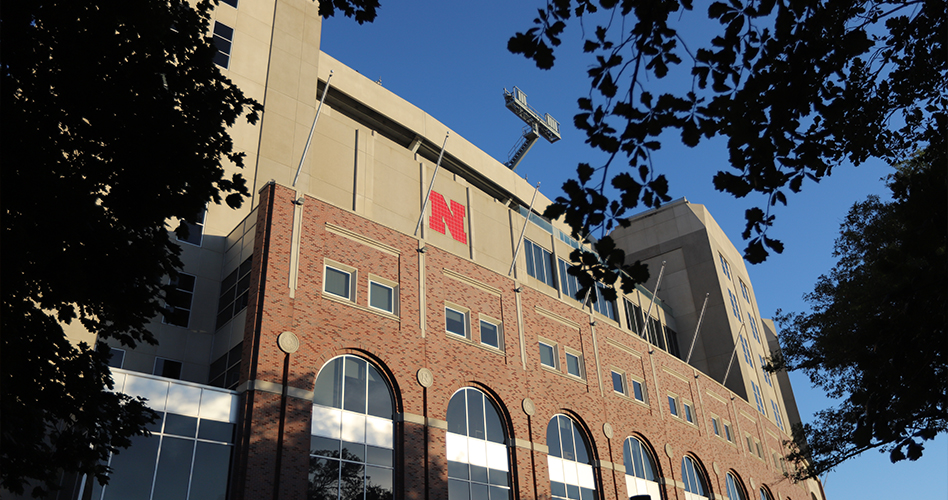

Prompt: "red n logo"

[429,191,467,244]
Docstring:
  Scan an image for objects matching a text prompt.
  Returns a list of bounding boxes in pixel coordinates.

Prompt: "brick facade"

[232,183,810,500]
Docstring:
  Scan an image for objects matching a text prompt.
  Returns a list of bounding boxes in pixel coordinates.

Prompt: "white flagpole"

[685,293,710,364]
[294,70,333,187]
[722,326,748,386]
[508,182,541,276]
[414,132,450,236]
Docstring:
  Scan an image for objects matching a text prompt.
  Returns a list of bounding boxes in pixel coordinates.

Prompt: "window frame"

[720,253,731,280]
[682,401,695,424]
[630,377,647,403]
[153,357,183,380]
[710,416,721,437]
[177,206,207,247]
[163,272,196,328]
[564,348,585,379]
[445,304,470,339]
[524,239,556,288]
[610,369,627,396]
[368,275,398,315]
[538,338,559,370]
[667,394,680,418]
[212,21,234,69]
[323,261,356,301]
[478,315,503,350]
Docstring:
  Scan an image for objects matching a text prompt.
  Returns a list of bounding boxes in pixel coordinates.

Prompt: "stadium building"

[54,0,826,499]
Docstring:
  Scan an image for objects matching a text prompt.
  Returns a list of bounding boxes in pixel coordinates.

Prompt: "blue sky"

[318,2,946,498]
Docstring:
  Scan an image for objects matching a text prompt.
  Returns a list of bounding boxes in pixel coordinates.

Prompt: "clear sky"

[317,2,947,498]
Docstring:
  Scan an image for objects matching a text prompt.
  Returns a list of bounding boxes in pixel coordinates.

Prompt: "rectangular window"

[665,325,681,358]
[325,266,354,300]
[755,440,763,458]
[212,21,234,68]
[524,239,556,288]
[752,381,766,415]
[720,254,731,280]
[479,317,502,349]
[565,350,584,379]
[611,370,626,395]
[558,258,580,301]
[154,358,183,380]
[748,313,761,342]
[711,417,721,436]
[221,0,238,7]
[728,289,741,318]
[741,335,754,366]
[445,306,468,338]
[772,400,785,431]
[539,341,557,369]
[668,395,679,417]
[106,346,125,368]
[683,402,695,424]
[164,273,196,328]
[209,342,243,389]
[216,256,253,329]
[631,379,645,403]
[760,355,773,386]
[724,422,733,442]
[592,284,617,321]
[624,300,643,335]
[369,280,396,314]
[177,207,206,246]
[746,435,754,454]
[740,279,750,302]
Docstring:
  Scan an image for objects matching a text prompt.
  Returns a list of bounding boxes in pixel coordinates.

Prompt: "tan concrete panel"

[238,0,276,26]
[266,47,301,97]
[258,111,296,166]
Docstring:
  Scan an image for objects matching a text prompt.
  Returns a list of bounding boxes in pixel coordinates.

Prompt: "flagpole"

[685,293,710,364]
[414,133,450,237]
[294,70,333,187]
[508,182,541,276]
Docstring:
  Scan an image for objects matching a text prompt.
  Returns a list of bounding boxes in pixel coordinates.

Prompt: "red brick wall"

[232,184,811,500]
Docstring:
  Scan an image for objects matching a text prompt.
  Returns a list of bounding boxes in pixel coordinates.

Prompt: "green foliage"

[771,150,946,479]
[0,0,267,495]
[510,0,946,269]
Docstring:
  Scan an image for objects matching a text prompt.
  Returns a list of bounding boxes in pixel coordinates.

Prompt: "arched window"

[680,455,709,500]
[725,472,747,500]
[309,355,395,500]
[445,388,510,500]
[546,415,596,500]
[623,437,661,499]
[759,486,774,500]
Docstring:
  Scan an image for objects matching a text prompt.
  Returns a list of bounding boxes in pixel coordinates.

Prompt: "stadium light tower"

[503,87,561,171]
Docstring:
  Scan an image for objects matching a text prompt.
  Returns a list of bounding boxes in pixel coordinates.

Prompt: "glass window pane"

[668,396,678,416]
[189,442,232,500]
[566,353,581,377]
[309,457,340,499]
[611,372,624,394]
[164,414,197,438]
[558,418,575,461]
[339,461,365,500]
[325,267,351,298]
[489,485,509,500]
[366,366,392,419]
[369,282,393,312]
[632,380,644,401]
[102,434,159,500]
[572,425,589,464]
[365,446,393,468]
[447,391,468,436]
[311,436,341,458]
[449,461,470,480]
[152,437,194,500]
[480,321,499,348]
[539,343,555,367]
[446,308,467,336]
[449,478,471,500]
[467,392,485,440]
[314,359,344,409]
[546,418,561,458]
[524,241,536,278]
[484,400,505,444]
[341,441,366,463]
[470,464,488,483]
[198,420,235,443]
[343,357,367,413]
[364,465,393,499]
